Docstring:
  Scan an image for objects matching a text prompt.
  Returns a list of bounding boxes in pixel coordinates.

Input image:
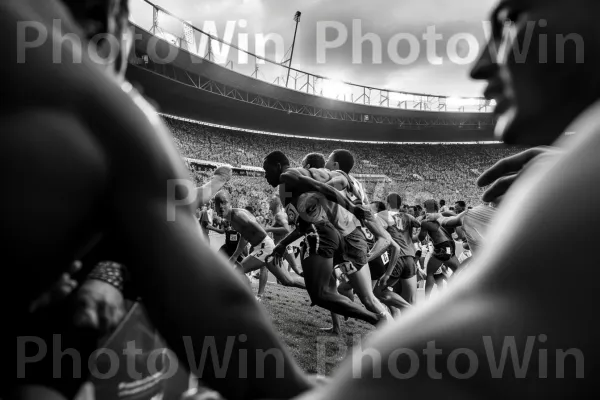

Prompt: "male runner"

[376,193,421,305]
[427,202,497,258]
[214,191,306,291]
[302,154,403,332]
[266,196,304,277]
[418,199,461,298]
[255,197,305,299]
[263,151,392,325]
[368,201,411,317]
[2,2,311,399]
[296,1,599,398]
[324,150,390,261]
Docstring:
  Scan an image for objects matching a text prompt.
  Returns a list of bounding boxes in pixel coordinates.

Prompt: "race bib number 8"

[361,227,374,241]
[381,252,390,265]
[445,247,451,255]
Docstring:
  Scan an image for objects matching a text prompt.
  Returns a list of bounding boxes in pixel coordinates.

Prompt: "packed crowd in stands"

[169,116,521,206]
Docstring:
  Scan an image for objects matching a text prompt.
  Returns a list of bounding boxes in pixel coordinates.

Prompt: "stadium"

[126,0,522,212]
[7,0,593,400]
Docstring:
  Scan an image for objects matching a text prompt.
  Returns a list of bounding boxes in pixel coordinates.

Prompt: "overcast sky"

[131,0,498,97]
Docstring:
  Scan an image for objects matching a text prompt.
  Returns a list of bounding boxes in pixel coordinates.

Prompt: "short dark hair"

[264,151,290,167]
[269,196,281,210]
[455,201,466,208]
[440,199,446,206]
[370,201,387,213]
[215,190,230,204]
[387,193,402,209]
[424,199,439,212]
[303,153,326,169]
[331,149,355,173]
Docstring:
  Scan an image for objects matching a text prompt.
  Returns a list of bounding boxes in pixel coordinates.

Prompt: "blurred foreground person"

[295,0,596,398]
[2,0,311,399]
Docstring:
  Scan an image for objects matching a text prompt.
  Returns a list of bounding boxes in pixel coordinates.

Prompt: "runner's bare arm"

[207,224,225,234]
[195,165,232,207]
[280,171,360,216]
[417,223,429,242]
[266,213,292,235]
[386,240,401,274]
[275,228,304,250]
[437,211,466,228]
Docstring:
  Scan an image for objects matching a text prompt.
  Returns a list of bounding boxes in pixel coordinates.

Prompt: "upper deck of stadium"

[126,0,498,143]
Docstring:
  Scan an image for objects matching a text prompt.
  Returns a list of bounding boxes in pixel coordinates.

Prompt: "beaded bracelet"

[87,261,125,292]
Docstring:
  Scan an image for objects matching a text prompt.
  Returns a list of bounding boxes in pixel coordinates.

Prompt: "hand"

[477,146,560,203]
[213,165,233,183]
[352,205,372,221]
[29,260,82,313]
[378,273,391,288]
[73,279,126,334]
[272,244,287,258]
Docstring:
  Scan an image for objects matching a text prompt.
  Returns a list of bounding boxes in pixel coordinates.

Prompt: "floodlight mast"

[285,11,302,88]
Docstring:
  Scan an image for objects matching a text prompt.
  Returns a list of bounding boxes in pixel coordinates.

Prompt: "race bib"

[381,252,390,265]
[445,247,452,255]
[230,234,238,242]
[285,203,300,225]
[392,214,405,231]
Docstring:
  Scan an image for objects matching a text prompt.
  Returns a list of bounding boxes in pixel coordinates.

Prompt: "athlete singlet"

[378,211,417,257]
[462,205,496,256]
[335,171,369,206]
[224,225,242,254]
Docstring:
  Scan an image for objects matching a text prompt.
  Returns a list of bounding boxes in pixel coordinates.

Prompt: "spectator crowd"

[168,116,521,207]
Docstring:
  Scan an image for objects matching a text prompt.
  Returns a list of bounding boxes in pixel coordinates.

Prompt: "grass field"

[208,233,376,376]
[250,281,374,376]
[208,233,432,377]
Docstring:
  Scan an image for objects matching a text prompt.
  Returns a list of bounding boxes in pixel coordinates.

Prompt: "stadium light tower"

[285,11,302,88]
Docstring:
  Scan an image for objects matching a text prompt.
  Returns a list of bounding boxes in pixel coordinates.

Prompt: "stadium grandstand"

[122,0,523,215]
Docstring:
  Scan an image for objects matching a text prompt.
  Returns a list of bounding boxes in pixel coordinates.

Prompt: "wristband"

[87,261,125,292]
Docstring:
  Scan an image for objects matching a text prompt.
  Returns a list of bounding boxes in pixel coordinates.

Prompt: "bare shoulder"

[0,110,108,192]
[285,168,308,177]
[0,110,109,264]
[311,168,335,181]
